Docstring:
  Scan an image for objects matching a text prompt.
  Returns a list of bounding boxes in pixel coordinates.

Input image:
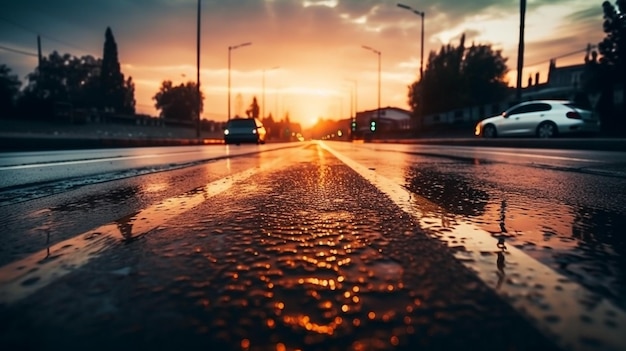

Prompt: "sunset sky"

[0,0,607,127]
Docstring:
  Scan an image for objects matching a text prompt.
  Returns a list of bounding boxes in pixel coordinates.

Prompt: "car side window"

[508,103,552,116]
[507,105,531,116]
[536,103,552,112]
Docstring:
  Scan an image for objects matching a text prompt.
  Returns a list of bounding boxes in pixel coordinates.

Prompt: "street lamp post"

[516,0,527,102]
[344,79,357,119]
[397,3,425,80]
[196,0,201,138]
[262,66,279,119]
[344,79,357,138]
[397,3,425,133]
[228,42,252,120]
[361,45,381,127]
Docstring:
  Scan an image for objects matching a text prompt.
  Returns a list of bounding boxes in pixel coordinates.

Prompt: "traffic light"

[351,120,357,132]
[369,120,376,132]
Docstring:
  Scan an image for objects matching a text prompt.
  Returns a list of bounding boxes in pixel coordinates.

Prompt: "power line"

[525,45,596,68]
[0,44,38,57]
[0,16,95,55]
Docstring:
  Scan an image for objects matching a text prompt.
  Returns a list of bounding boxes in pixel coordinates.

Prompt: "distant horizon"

[1,0,606,127]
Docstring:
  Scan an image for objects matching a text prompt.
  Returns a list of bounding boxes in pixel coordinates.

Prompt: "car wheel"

[536,121,558,138]
[483,124,497,138]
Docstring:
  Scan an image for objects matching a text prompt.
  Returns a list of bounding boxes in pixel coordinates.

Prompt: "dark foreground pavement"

[0,144,560,351]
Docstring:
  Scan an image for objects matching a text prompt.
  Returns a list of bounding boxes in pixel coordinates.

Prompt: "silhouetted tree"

[101,27,134,114]
[408,34,509,117]
[246,96,260,118]
[463,43,509,106]
[262,113,275,139]
[18,51,101,120]
[0,64,21,118]
[124,76,136,114]
[153,80,203,121]
[598,0,626,126]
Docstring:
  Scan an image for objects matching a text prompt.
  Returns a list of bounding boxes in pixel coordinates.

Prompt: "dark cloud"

[566,3,604,22]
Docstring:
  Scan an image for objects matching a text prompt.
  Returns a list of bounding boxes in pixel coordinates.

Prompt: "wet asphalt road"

[0,141,625,351]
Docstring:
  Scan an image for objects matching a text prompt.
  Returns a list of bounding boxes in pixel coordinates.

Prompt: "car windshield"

[227,119,255,128]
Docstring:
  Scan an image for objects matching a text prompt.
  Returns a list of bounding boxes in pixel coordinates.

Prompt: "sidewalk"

[0,120,224,151]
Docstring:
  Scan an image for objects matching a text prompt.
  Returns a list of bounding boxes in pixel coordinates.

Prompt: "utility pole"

[516,0,526,102]
[37,35,42,67]
[196,0,201,138]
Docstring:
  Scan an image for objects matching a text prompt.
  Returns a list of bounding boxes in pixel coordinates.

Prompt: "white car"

[475,100,601,138]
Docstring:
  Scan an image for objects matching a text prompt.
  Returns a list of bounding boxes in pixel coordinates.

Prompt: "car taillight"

[566,111,581,119]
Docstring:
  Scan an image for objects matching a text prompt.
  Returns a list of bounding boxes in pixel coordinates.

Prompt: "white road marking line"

[452,149,605,163]
[0,152,188,170]
[320,141,626,351]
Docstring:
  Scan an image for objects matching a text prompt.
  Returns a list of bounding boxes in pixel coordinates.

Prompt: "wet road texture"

[1,141,624,351]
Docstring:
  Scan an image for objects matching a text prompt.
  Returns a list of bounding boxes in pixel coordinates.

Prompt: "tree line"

[0,26,209,123]
[1,27,136,121]
[407,33,509,117]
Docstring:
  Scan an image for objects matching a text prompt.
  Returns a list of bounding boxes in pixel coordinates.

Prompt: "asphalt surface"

[0,143,561,351]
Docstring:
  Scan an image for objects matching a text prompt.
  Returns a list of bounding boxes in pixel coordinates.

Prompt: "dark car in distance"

[224,118,267,145]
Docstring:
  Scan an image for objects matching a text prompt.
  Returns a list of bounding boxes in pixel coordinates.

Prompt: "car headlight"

[252,129,257,134]
[224,129,230,135]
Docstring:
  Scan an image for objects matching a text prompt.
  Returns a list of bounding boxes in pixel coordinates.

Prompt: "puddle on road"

[403,166,626,309]
[400,166,626,351]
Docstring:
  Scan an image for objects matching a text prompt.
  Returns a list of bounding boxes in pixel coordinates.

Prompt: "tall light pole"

[344,79,357,119]
[196,0,201,138]
[344,79,358,138]
[397,3,425,80]
[228,42,252,120]
[362,45,381,124]
[397,3,426,133]
[262,66,279,119]
[516,0,526,102]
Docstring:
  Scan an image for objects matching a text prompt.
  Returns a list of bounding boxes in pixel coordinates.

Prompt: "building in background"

[355,107,412,136]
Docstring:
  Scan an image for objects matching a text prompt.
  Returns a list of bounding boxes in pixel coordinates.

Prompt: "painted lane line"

[450,149,605,163]
[0,149,297,305]
[0,144,294,170]
[0,152,192,170]
[320,141,626,351]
